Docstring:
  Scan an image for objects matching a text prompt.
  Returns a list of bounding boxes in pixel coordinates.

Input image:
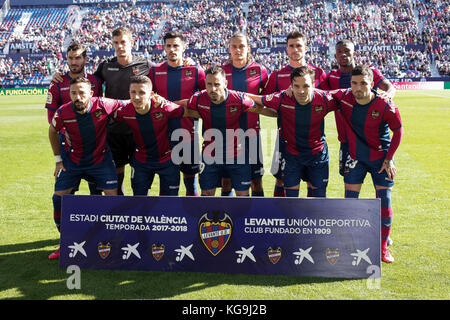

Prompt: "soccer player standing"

[250,66,337,198]
[149,31,205,196]
[53,27,153,195]
[48,78,125,259]
[263,31,328,197]
[45,41,103,197]
[331,65,403,263]
[186,66,275,197]
[94,27,154,195]
[221,32,269,197]
[113,75,200,196]
[325,39,396,178]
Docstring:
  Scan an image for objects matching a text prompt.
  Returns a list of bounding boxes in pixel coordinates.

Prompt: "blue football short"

[282,151,329,189]
[130,159,180,196]
[344,157,395,187]
[176,140,201,175]
[55,152,118,191]
[200,155,251,192]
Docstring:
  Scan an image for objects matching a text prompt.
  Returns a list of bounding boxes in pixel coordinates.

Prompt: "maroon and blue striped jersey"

[113,101,185,165]
[325,65,387,143]
[187,89,255,160]
[149,62,205,141]
[221,61,268,134]
[51,97,124,166]
[262,89,337,162]
[331,89,403,162]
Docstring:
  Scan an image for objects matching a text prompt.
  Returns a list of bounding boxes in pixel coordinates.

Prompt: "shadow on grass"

[0,239,346,300]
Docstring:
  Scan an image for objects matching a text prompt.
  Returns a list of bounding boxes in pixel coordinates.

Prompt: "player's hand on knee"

[54,161,66,178]
[379,159,396,181]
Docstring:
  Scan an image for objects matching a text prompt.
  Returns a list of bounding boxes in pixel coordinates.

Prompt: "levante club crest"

[326,248,340,265]
[151,244,165,261]
[98,242,111,259]
[267,247,282,264]
[198,211,233,256]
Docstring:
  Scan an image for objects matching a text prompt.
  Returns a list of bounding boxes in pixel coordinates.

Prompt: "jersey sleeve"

[319,72,331,90]
[101,97,126,115]
[370,66,387,88]
[262,91,283,111]
[384,101,403,160]
[112,104,125,123]
[197,66,206,90]
[259,66,269,94]
[91,75,103,97]
[240,92,256,112]
[187,92,201,112]
[263,71,278,95]
[45,82,61,124]
[329,88,348,103]
[51,109,64,132]
[321,90,338,112]
[163,101,185,118]
[383,101,402,131]
[316,67,329,90]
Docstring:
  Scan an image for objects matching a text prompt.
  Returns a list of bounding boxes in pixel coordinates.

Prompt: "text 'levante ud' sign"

[59,196,381,279]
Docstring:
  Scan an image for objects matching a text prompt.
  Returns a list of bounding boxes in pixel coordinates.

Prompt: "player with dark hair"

[185,65,275,197]
[94,27,154,195]
[221,32,269,197]
[45,41,103,199]
[149,31,205,196]
[113,75,200,196]
[264,31,328,198]
[331,65,403,263]
[326,39,396,178]
[53,27,154,196]
[249,66,337,198]
[48,77,125,259]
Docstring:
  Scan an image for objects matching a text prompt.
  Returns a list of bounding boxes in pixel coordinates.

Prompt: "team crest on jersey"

[315,105,323,113]
[151,244,165,261]
[326,248,340,265]
[371,110,380,119]
[199,211,233,256]
[229,106,238,114]
[95,110,103,119]
[249,68,258,77]
[267,247,282,264]
[184,69,193,78]
[132,66,140,75]
[98,242,111,259]
[154,112,164,120]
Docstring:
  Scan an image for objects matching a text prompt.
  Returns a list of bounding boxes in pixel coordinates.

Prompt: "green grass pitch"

[0,90,448,300]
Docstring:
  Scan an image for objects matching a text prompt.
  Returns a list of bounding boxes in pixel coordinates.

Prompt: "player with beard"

[330,65,402,263]
[53,27,154,196]
[264,31,328,198]
[325,39,396,178]
[48,77,125,260]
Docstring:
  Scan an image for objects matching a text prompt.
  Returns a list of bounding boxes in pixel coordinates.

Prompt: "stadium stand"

[0,0,448,88]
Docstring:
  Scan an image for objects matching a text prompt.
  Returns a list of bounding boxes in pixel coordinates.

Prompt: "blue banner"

[59,195,381,279]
